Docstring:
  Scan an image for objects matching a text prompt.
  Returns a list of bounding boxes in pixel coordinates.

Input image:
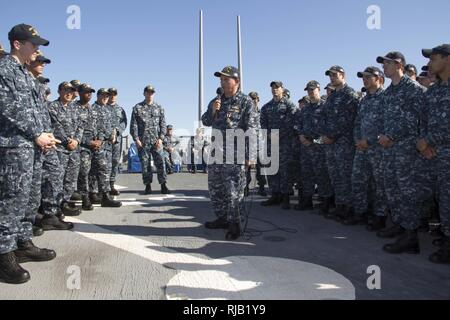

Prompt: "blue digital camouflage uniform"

[320,84,359,207]
[296,98,332,198]
[352,87,387,216]
[290,106,302,192]
[202,92,259,223]
[246,105,266,189]
[130,100,167,186]
[0,55,45,254]
[423,80,450,236]
[416,84,437,208]
[31,78,64,217]
[89,102,114,192]
[163,133,181,171]
[109,103,127,183]
[260,97,296,195]
[87,102,113,194]
[76,101,98,196]
[381,75,424,230]
[48,99,84,203]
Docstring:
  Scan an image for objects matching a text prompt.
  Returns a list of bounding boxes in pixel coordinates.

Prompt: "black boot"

[330,194,336,209]
[366,215,386,232]
[429,237,450,264]
[318,197,332,215]
[205,217,229,229]
[56,211,65,221]
[325,204,344,220]
[294,196,313,211]
[70,192,82,201]
[89,192,102,204]
[61,202,81,216]
[281,194,290,210]
[261,193,281,206]
[343,212,367,226]
[82,195,94,211]
[335,205,352,222]
[14,240,56,263]
[109,183,120,196]
[225,223,241,241]
[432,236,446,247]
[0,252,30,284]
[257,185,267,197]
[376,225,405,238]
[32,225,44,237]
[38,214,74,231]
[101,193,122,208]
[161,183,171,194]
[383,230,420,254]
[144,184,152,195]
[244,186,250,197]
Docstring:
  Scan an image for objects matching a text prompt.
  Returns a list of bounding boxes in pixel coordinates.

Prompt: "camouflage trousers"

[289,142,302,191]
[301,143,332,198]
[382,141,421,230]
[267,143,292,194]
[415,155,438,219]
[25,147,43,223]
[138,145,166,185]
[208,164,246,224]
[78,148,110,195]
[57,150,80,202]
[163,150,172,172]
[325,142,355,206]
[352,147,387,216]
[246,158,267,188]
[110,141,121,183]
[89,148,112,193]
[40,149,64,216]
[0,147,34,254]
[434,146,450,236]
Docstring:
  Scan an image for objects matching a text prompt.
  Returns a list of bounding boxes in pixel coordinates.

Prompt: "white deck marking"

[65,217,355,300]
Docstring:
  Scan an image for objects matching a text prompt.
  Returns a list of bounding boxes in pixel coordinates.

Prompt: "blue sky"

[1,0,449,135]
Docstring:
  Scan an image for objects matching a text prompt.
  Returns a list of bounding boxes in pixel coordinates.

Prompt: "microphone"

[214,87,224,119]
[216,87,224,100]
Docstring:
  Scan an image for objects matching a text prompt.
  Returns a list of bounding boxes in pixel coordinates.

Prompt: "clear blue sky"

[1,0,449,135]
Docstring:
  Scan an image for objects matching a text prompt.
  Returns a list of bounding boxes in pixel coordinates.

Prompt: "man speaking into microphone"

[201,66,260,240]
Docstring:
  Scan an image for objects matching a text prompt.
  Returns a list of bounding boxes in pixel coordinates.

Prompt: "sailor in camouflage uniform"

[130,85,170,195]
[25,51,74,232]
[163,124,180,174]
[48,82,84,216]
[107,88,127,195]
[320,66,359,221]
[375,51,425,254]
[75,84,99,210]
[246,92,267,197]
[260,81,296,210]
[202,66,259,240]
[89,88,117,194]
[87,89,122,207]
[295,81,333,214]
[0,24,58,284]
[345,67,387,229]
[417,44,450,263]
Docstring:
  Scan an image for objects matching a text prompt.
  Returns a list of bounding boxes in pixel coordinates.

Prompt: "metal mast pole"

[198,10,204,126]
[237,15,243,92]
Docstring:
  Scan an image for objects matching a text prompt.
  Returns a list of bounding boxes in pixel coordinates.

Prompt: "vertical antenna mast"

[237,15,243,93]
[198,10,204,126]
